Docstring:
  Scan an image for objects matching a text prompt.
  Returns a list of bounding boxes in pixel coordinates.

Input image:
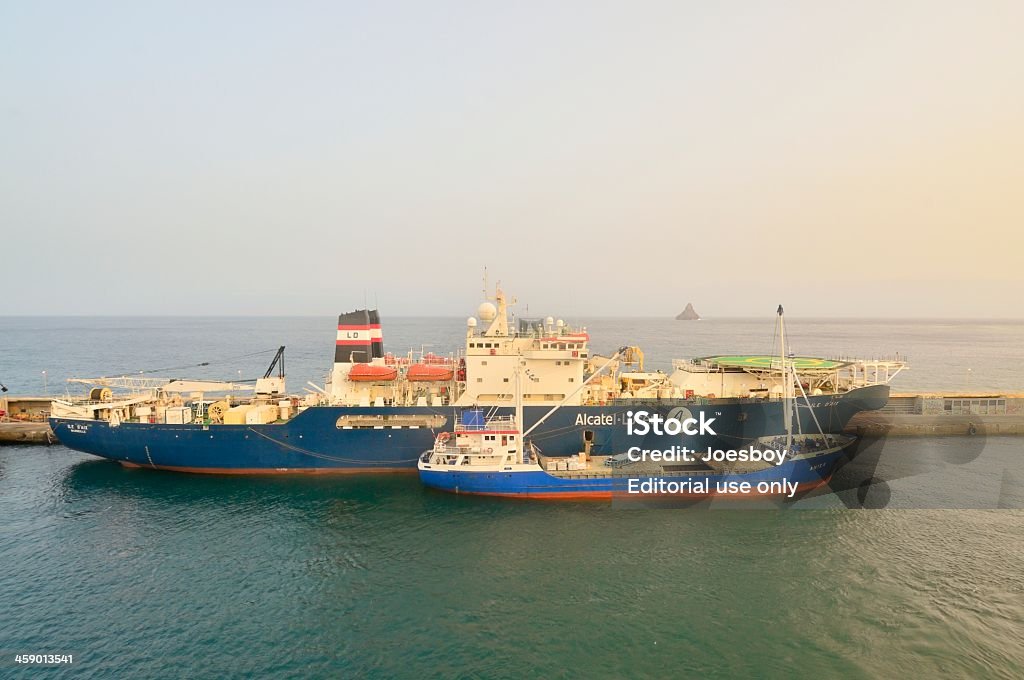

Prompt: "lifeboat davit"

[348,364,398,382]
[422,352,452,365]
[407,364,455,382]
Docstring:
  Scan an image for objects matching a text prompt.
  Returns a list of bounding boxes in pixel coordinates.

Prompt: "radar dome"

[477,302,497,322]
[467,317,478,327]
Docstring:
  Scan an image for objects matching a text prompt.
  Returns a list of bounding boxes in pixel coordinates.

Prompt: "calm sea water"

[1,317,1023,678]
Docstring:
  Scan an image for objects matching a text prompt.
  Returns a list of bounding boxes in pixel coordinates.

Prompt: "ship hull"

[50,385,887,474]
[418,448,846,499]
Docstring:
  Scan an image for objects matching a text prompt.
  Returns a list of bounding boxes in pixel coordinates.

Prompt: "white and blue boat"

[418,307,857,499]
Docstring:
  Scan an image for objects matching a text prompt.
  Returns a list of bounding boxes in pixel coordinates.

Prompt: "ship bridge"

[456,285,591,406]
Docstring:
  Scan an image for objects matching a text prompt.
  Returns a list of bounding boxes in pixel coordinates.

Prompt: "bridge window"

[336,414,447,429]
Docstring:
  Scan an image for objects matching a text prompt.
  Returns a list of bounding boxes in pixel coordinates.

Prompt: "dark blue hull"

[50,385,887,474]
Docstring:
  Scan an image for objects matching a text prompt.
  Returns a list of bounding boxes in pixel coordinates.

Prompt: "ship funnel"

[335,309,382,365]
[369,310,383,359]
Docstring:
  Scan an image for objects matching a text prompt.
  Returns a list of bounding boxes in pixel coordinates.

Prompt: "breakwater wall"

[845,392,1024,437]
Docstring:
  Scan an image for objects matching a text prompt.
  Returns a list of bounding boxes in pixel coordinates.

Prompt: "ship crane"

[66,376,258,396]
[255,346,287,396]
[264,346,286,379]
[67,347,288,396]
[620,346,644,372]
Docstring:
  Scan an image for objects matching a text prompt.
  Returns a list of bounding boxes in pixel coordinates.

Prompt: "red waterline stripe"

[121,462,416,475]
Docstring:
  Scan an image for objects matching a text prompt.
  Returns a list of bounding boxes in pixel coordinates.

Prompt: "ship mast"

[778,305,793,449]
[514,356,524,464]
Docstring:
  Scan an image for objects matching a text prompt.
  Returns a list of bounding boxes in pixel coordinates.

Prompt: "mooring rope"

[246,427,421,465]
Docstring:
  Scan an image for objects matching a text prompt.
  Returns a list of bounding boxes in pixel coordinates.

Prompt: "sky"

[1,1,1022,318]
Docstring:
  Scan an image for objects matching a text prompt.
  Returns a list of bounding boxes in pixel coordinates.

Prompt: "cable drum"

[89,388,113,402]
[207,401,229,424]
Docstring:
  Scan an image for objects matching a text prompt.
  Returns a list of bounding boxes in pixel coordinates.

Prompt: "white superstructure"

[455,286,591,406]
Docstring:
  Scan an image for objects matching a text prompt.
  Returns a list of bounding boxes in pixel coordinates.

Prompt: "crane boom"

[264,346,286,379]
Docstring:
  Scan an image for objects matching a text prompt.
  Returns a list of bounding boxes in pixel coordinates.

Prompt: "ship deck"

[695,355,851,370]
[538,453,718,479]
[536,438,847,479]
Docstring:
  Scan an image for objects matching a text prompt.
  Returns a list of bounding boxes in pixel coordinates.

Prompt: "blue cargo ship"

[50,287,901,475]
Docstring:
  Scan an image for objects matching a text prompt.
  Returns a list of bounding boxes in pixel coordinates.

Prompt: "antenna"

[514,356,524,464]
[778,305,793,448]
[482,267,489,300]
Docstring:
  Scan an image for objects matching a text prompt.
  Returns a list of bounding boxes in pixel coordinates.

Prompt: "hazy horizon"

[3,1,1022,317]
[3,312,1024,321]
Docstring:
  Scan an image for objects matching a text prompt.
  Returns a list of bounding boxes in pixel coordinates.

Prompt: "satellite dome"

[467,317,478,327]
[477,302,497,322]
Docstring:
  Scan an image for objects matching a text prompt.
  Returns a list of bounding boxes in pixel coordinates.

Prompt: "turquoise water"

[1,317,1023,677]
[1,445,1022,678]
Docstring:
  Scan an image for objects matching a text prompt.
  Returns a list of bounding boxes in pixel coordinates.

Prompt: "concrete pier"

[0,395,56,445]
[845,412,1024,437]
[845,392,1024,437]
[3,391,1023,446]
[0,421,57,445]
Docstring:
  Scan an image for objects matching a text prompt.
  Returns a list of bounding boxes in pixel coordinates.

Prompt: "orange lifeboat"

[348,364,398,382]
[407,364,455,382]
